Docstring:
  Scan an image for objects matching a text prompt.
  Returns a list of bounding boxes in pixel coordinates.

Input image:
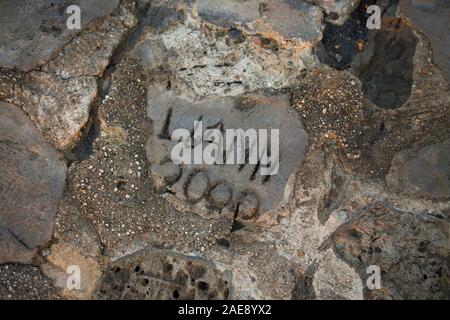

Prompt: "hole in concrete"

[230,220,245,232]
[197,281,209,291]
[350,229,361,239]
[116,180,127,191]
[358,20,417,109]
[163,263,173,273]
[318,1,416,109]
[96,250,232,299]
[216,238,230,248]
[71,105,100,161]
[317,0,376,70]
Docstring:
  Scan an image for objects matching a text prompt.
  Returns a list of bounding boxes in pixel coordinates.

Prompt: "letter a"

[366,265,381,289]
[66,5,81,30]
[366,5,381,30]
[171,128,192,164]
[66,265,81,290]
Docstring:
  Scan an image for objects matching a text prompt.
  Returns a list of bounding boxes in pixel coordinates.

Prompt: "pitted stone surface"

[131,4,317,99]
[0,0,119,71]
[145,87,307,219]
[14,71,97,149]
[2,0,449,301]
[0,264,60,299]
[0,102,66,264]
[9,7,136,150]
[95,249,231,300]
[331,203,450,299]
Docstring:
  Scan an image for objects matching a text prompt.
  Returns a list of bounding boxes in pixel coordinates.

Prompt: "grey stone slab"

[0,0,119,71]
[0,102,66,263]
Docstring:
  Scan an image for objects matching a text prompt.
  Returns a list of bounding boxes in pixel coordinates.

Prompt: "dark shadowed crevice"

[291,262,317,300]
[317,0,417,109]
[354,19,417,109]
[316,0,378,70]
[70,2,156,162]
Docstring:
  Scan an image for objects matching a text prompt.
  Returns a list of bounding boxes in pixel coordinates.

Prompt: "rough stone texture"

[58,58,234,263]
[317,0,419,110]
[8,6,136,150]
[94,249,231,300]
[331,203,450,299]
[15,72,97,149]
[0,102,66,264]
[40,190,103,300]
[316,0,375,70]
[293,67,364,160]
[306,0,361,25]
[0,0,120,71]
[352,18,418,109]
[399,0,450,82]
[197,0,323,42]
[197,0,260,28]
[1,0,449,301]
[313,248,364,299]
[353,28,450,178]
[0,264,60,300]
[0,69,26,103]
[44,6,137,78]
[387,139,450,200]
[43,242,102,299]
[286,142,450,300]
[145,86,307,221]
[313,22,450,179]
[131,3,318,99]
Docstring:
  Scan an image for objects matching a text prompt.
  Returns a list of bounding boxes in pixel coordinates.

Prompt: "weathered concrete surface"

[305,0,361,25]
[0,0,120,71]
[0,102,66,264]
[293,67,364,159]
[94,249,231,300]
[331,203,450,299]
[400,0,450,82]
[197,0,260,28]
[41,191,103,300]
[131,2,319,99]
[44,6,137,78]
[145,86,308,222]
[197,0,323,42]
[316,0,371,70]
[313,247,364,299]
[10,7,136,150]
[15,71,98,150]
[43,242,102,299]
[0,264,60,299]
[310,24,450,179]
[57,58,233,257]
[354,19,418,109]
[1,0,449,301]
